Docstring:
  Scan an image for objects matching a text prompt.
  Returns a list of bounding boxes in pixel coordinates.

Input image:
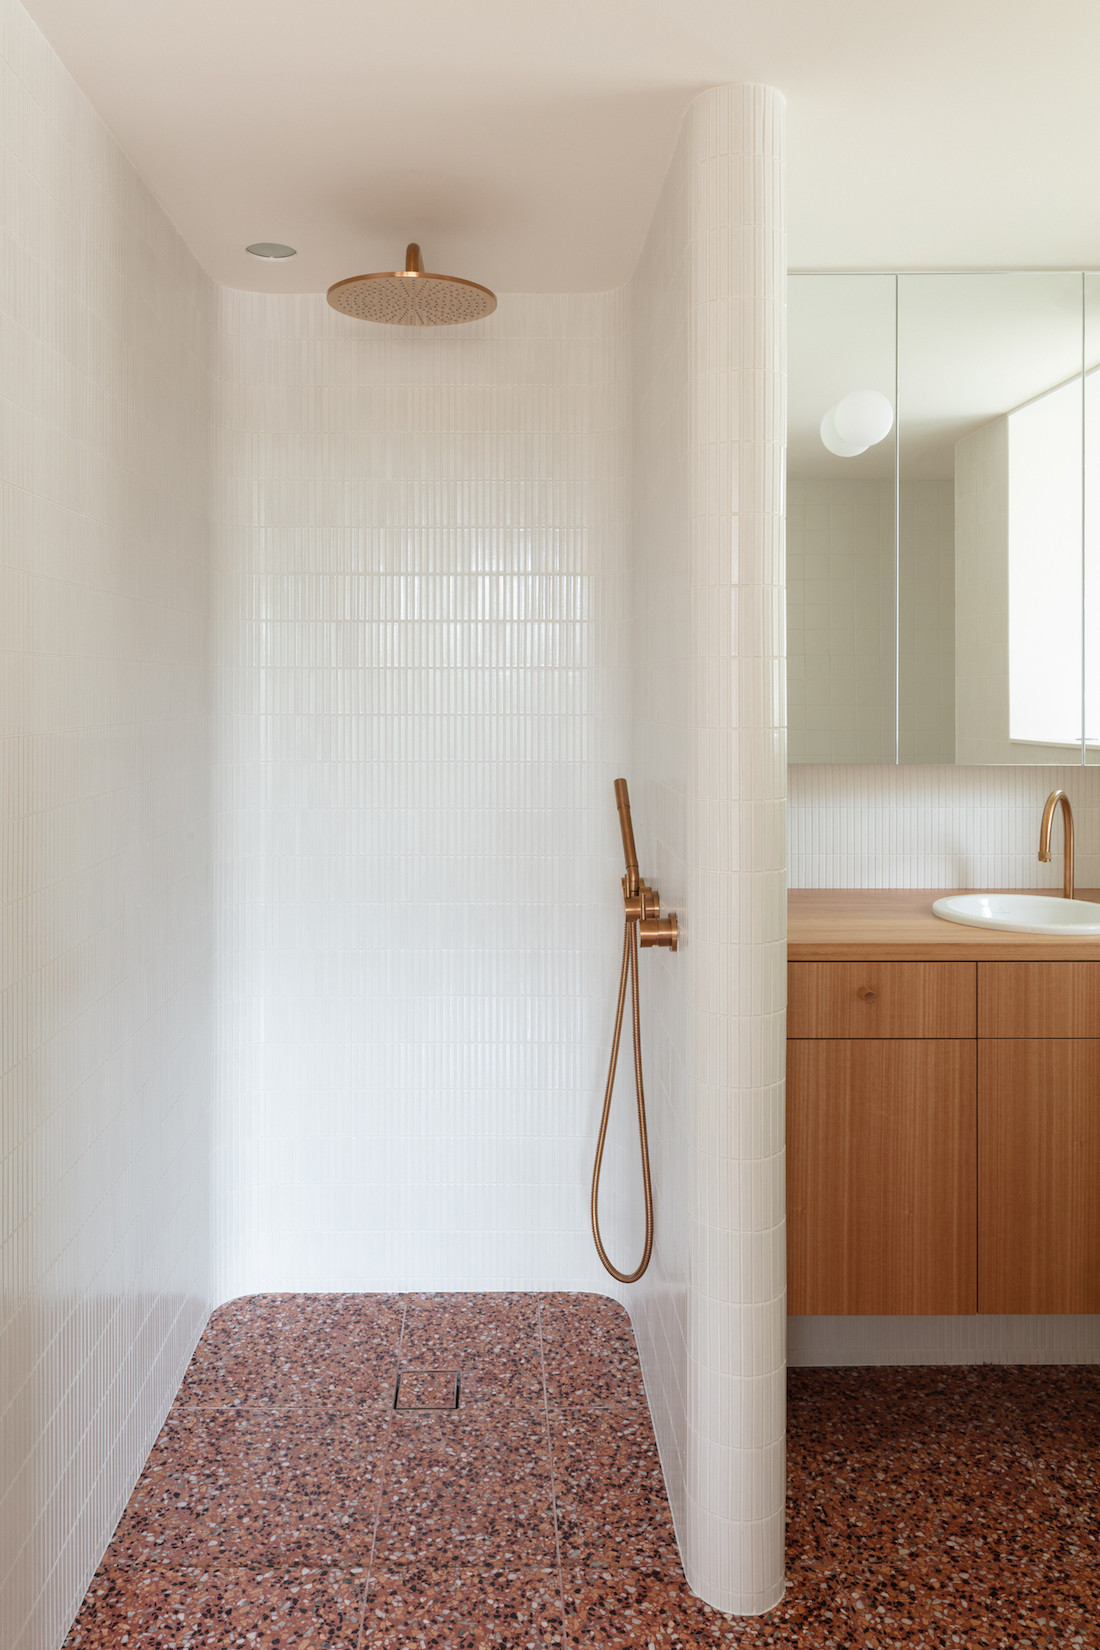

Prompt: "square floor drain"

[394,1369,461,1411]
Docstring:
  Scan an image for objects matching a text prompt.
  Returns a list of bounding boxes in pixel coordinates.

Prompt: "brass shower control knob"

[640,913,678,950]
[622,879,661,922]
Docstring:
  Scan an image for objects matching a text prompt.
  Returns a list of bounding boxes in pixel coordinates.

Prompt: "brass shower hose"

[590,779,678,1284]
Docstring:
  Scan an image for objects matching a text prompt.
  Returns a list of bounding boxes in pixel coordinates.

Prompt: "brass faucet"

[1038,789,1075,901]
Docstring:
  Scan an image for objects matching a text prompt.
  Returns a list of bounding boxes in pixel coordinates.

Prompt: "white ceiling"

[21,0,1100,294]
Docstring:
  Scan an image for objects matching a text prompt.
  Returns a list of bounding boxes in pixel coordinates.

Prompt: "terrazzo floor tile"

[110,1491,381,1571]
[844,1560,1099,1649]
[142,1407,388,1498]
[446,1359,546,1409]
[361,1565,564,1647]
[401,1293,542,1362]
[374,1411,558,1568]
[787,1439,1068,1581]
[397,1297,546,1411]
[562,1567,871,1648]
[539,1294,647,1407]
[550,1405,679,1567]
[66,1296,1100,1648]
[176,1294,404,1409]
[395,1369,461,1409]
[63,1563,366,1648]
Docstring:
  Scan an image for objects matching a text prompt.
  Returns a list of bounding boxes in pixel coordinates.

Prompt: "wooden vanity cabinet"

[787,938,1100,1316]
[977,962,1100,1314]
[787,962,977,1315]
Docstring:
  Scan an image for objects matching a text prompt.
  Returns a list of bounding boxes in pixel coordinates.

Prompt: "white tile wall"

[629,85,787,1616]
[0,2,215,1646]
[789,763,1100,890]
[789,759,1100,1365]
[212,288,636,1298]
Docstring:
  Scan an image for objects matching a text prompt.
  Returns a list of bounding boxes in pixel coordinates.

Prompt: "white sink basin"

[932,893,1100,935]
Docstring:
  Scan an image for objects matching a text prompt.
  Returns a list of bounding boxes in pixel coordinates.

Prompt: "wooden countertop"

[789,889,1100,960]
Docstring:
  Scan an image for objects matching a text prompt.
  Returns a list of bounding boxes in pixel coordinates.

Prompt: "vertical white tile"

[212,288,635,1300]
[628,84,787,1616]
[789,763,1100,891]
[0,2,214,1646]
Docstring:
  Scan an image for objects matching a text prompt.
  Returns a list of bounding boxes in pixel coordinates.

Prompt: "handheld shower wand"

[615,777,640,897]
[591,779,678,1282]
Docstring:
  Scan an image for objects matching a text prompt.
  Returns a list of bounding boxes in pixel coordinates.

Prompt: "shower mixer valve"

[623,877,678,949]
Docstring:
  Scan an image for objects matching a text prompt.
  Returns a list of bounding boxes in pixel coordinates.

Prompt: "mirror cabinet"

[788,272,1100,765]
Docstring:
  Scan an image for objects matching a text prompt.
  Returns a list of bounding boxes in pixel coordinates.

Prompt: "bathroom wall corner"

[0,2,217,1645]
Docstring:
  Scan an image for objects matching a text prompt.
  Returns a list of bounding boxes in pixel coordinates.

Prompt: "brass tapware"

[1038,789,1075,900]
[615,776,641,896]
[591,778,678,1285]
[326,241,497,327]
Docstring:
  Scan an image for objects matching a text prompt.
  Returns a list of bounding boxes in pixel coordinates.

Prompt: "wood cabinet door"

[978,963,1100,1039]
[787,1039,977,1315]
[979,1040,1100,1313]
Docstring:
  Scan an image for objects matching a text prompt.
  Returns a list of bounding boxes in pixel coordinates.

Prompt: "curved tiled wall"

[629,86,787,1615]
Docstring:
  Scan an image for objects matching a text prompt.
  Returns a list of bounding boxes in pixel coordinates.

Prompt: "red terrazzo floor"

[65,1293,1100,1648]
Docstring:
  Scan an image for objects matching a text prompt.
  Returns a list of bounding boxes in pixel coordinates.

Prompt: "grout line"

[537,1295,569,1647]
[355,1293,407,1650]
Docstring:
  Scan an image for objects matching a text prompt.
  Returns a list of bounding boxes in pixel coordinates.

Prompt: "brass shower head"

[326,242,497,326]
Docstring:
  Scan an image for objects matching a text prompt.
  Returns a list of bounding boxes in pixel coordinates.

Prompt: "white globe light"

[820,407,867,458]
[833,389,894,449]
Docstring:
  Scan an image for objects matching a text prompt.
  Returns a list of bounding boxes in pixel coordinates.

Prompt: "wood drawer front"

[978,962,1100,1038]
[979,1040,1100,1313]
[788,961,976,1039]
[787,1039,977,1316]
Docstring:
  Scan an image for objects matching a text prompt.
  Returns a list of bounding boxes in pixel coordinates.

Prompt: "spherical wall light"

[833,390,894,449]
[820,407,868,458]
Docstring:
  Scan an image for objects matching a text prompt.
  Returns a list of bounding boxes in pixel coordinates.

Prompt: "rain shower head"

[326,242,496,326]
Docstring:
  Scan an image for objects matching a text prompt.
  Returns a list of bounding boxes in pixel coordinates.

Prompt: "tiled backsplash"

[789,763,1100,890]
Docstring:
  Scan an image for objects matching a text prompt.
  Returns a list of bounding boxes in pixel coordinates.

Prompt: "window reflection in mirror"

[899,272,1083,764]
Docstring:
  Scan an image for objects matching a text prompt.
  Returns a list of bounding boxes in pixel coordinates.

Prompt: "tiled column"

[682,83,786,1617]
[629,82,786,1617]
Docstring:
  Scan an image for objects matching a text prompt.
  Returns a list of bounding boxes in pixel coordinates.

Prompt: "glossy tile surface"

[1,2,216,1646]
[67,1294,1100,1647]
[626,81,788,1614]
